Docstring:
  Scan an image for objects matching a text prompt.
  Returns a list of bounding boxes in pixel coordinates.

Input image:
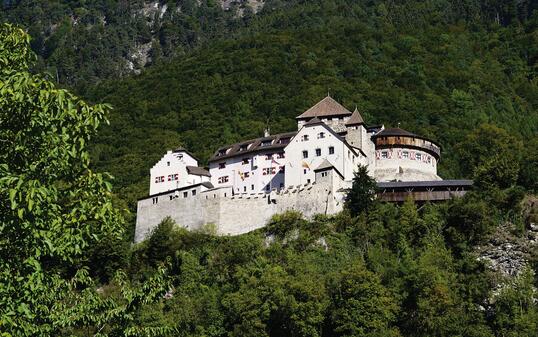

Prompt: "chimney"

[264,128,270,137]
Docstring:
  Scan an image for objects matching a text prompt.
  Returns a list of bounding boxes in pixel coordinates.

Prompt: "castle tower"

[344,107,365,149]
[372,127,441,181]
[296,95,352,132]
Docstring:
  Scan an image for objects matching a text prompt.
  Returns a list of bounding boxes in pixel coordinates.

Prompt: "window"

[381,151,388,159]
[279,137,291,144]
[416,153,422,161]
[277,152,285,159]
[168,174,179,181]
[251,184,254,190]
[304,169,307,174]
[321,172,328,177]
[183,192,188,198]
[239,144,249,151]
[265,153,273,160]
[329,146,335,155]
[302,150,308,159]
[218,176,229,184]
[243,186,247,192]
[278,166,285,173]
[403,151,409,159]
[242,158,250,164]
[219,162,226,169]
[265,185,270,191]
[280,183,284,189]
[307,179,311,184]
[315,148,321,157]
[318,132,325,139]
[244,172,250,178]
[301,135,309,141]
[261,140,272,147]
[192,190,196,196]
[170,195,174,200]
[154,176,165,183]
[152,197,158,204]
[217,149,227,156]
[167,161,170,166]
[263,167,276,175]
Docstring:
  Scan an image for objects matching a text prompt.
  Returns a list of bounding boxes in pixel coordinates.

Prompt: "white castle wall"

[284,123,366,187]
[374,147,440,181]
[150,150,206,195]
[209,151,286,194]
[134,179,348,243]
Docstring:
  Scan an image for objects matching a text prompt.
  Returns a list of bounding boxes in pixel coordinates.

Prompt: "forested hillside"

[80,0,538,209]
[2,2,538,336]
[0,0,266,88]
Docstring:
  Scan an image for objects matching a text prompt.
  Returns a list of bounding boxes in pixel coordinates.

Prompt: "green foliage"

[330,261,400,337]
[0,23,170,336]
[265,210,307,239]
[71,0,538,214]
[345,164,378,217]
[456,124,523,189]
[491,269,538,336]
[0,0,252,88]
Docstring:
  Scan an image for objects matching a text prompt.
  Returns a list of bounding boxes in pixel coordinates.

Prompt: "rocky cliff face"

[0,0,268,86]
[476,197,538,278]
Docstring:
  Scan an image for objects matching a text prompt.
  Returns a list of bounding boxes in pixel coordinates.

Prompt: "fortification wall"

[134,180,347,242]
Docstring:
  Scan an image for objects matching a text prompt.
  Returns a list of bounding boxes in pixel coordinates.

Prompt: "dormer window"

[242,158,250,164]
[279,137,291,144]
[301,135,309,141]
[217,149,228,156]
[261,140,272,147]
[318,132,325,139]
[219,162,226,169]
[403,151,409,159]
[239,144,249,152]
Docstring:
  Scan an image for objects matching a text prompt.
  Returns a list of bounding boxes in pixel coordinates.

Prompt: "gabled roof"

[173,147,200,162]
[314,159,344,180]
[345,107,364,126]
[296,96,352,119]
[304,116,323,126]
[186,166,211,177]
[314,159,335,171]
[209,131,297,162]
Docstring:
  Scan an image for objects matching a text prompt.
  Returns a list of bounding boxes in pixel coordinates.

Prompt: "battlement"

[134,179,348,243]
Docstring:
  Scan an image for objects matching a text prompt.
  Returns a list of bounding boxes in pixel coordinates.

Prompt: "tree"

[0,24,171,336]
[455,124,523,189]
[345,164,378,217]
[330,261,400,337]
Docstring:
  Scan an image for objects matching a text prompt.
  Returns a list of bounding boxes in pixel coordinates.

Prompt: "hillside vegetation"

[0,0,264,88]
[1,1,538,336]
[82,0,538,209]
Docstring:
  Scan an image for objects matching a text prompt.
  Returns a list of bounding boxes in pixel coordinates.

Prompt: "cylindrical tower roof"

[372,127,441,159]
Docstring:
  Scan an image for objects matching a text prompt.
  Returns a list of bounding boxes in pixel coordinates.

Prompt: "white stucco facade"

[208,150,286,193]
[374,147,440,182]
[284,122,367,187]
[149,149,210,195]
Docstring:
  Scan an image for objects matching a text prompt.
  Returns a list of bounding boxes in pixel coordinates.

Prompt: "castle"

[135,96,470,242]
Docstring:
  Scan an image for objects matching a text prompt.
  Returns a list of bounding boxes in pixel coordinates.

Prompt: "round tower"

[372,127,441,181]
